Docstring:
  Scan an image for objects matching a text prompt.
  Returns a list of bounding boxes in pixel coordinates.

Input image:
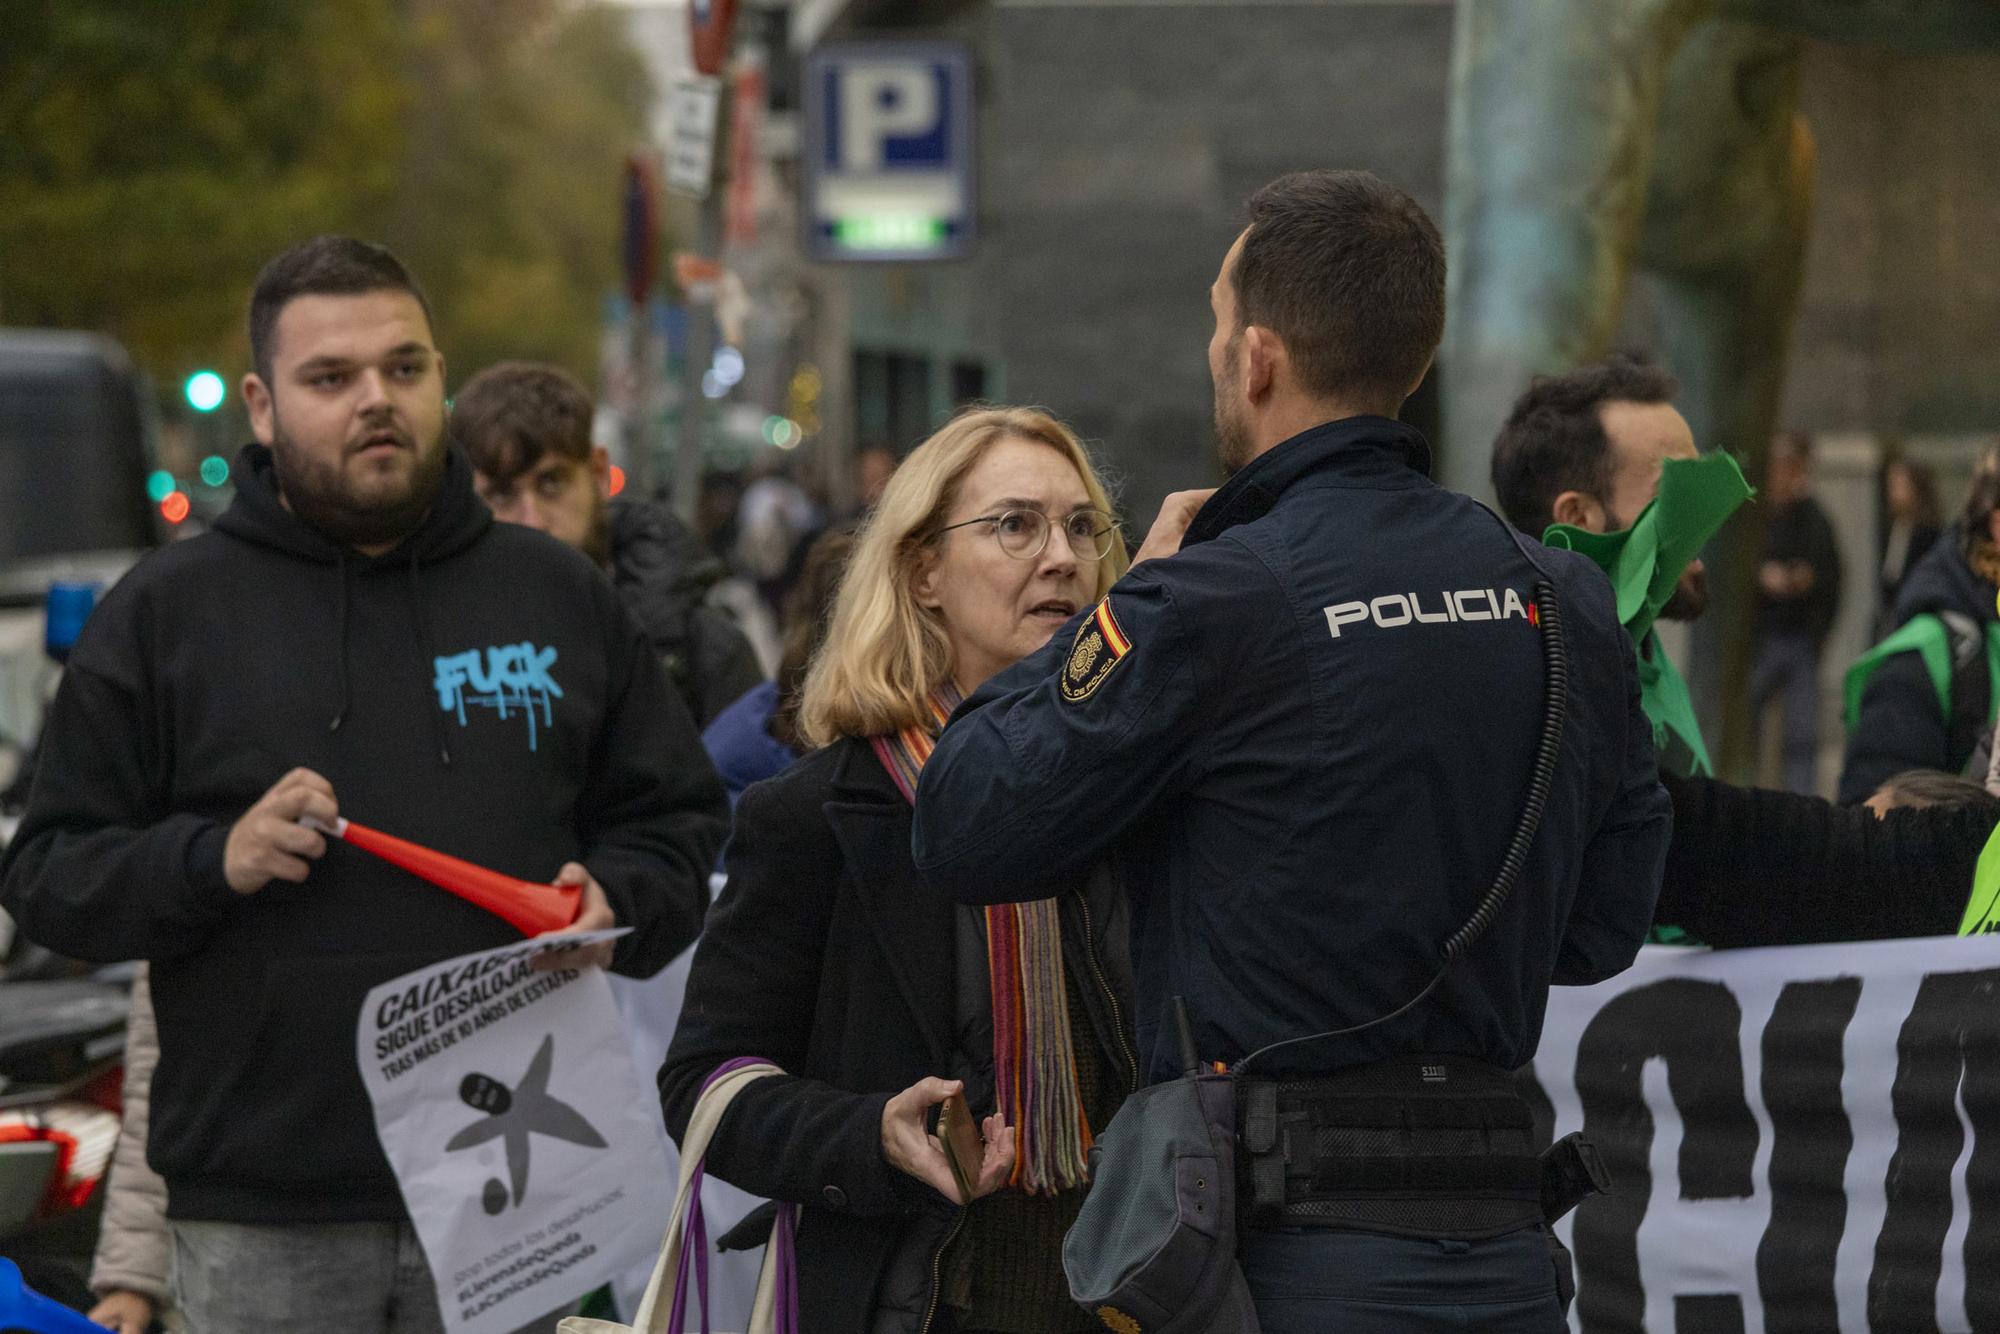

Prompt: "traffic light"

[184,370,226,413]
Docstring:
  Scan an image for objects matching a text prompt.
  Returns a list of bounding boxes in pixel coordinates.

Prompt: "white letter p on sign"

[839,64,938,171]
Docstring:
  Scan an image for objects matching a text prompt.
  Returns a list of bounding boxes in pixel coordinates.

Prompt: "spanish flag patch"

[1060,597,1131,703]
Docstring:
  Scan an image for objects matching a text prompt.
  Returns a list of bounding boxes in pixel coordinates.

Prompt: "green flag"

[1543,451,1753,778]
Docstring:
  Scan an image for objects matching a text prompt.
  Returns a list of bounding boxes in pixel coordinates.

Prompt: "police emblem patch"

[1060,598,1130,703]
[1095,1306,1142,1334]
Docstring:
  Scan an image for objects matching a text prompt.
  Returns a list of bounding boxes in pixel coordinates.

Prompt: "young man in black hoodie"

[0,237,728,1333]
[451,360,765,727]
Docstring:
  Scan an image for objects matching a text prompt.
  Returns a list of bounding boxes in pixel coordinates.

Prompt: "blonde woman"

[661,408,1137,1333]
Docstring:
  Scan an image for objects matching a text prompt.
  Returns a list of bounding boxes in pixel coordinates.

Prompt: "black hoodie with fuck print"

[0,441,726,1222]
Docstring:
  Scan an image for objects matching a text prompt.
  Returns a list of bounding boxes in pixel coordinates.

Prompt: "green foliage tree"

[0,0,651,400]
[0,1,406,379]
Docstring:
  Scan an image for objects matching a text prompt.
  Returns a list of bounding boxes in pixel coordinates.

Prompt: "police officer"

[911,171,1670,1332]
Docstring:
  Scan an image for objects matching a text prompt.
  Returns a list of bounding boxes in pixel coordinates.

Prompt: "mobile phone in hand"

[935,1093,983,1204]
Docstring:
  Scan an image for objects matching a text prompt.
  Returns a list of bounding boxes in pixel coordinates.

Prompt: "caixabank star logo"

[445,1033,607,1214]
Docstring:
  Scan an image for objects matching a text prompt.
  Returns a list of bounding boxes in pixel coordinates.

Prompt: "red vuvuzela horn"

[319,818,581,937]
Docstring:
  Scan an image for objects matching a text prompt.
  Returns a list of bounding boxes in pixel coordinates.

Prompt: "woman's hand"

[1131,489,1218,567]
[87,1289,155,1334]
[879,1076,1014,1205]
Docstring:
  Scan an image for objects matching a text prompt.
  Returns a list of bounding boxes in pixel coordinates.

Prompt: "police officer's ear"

[1240,324,1281,402]
[587,446,613,501]
[1550,489,1611,534]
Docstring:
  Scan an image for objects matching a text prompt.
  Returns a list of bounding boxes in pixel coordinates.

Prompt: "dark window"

[853,349,933,451]
[950,360,986,410]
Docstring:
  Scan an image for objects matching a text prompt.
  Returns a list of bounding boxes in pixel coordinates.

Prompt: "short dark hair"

[248,236,432,382]
[452,362,595,488]
[769,527,857,753]
[1877,768,2000,815]
[1490,353,1680,537]
[1233,170,1445,407]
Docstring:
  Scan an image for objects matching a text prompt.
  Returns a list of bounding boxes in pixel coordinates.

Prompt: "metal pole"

[671,191,722,525]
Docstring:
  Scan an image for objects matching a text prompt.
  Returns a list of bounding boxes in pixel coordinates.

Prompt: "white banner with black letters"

[358,931,672,1334]
[1529,935,2000,1332]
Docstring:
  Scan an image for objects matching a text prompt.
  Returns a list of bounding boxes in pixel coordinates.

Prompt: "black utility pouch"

[1236,1077,1287,1224]
[1539,1131,1610,1223]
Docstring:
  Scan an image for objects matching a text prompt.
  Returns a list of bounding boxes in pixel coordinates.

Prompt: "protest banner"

[359,931,672,1334]
[1531,935,2000,1332]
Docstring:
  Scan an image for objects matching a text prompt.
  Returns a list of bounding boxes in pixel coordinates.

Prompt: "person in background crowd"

[855,444,900,513]
[698,471,747,563]
[453,362,764,729]
[733,455,824,620]
[84,968,168,1334]
[1750,430,1844,793]
[1840,445,2000,802]
[1878,455,1942,634]
[1491,354,1746,780]
[0,236,727,1334]
[702,527,856,806]
[663,407,1137,1334]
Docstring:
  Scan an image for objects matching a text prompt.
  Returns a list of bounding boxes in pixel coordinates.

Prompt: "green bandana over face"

[1542,451,1754,778]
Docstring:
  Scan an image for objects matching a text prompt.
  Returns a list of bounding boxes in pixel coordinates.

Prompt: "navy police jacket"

[912,416,1670,1081]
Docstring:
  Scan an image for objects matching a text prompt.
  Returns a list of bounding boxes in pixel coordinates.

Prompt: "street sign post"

[803,43,974,262]
[620,154,661,496]
[621,155,658,305]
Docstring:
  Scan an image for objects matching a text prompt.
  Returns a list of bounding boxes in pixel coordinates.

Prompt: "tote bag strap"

[736,1182,799,1334]
[627,1059,784,1333]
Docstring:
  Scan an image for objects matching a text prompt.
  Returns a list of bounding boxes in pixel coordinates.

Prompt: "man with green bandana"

[1490,355,1750,779]
[1490,357,2000,946]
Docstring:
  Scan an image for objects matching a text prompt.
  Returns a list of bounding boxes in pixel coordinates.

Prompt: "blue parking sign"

[804,43,973,261]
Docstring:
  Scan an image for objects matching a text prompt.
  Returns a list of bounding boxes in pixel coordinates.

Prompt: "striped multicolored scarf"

[871,688,1095,1194]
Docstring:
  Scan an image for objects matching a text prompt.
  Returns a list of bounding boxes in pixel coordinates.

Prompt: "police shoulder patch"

[1060,597,1132,703]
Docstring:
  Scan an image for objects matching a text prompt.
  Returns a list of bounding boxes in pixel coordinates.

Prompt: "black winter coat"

[659,737,1136,1334]
[1839,529,1997,803]
[609,498,765,728]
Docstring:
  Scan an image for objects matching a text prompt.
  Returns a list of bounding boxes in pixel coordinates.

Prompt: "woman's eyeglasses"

[934,508,1121,561]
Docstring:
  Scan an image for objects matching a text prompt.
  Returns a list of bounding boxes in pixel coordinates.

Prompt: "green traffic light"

[184,370,226,413]
[199,455,231,487]
[146,470,177,503]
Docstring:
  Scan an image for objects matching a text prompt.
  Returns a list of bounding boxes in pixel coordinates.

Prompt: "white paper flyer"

[358,931,671,1334]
